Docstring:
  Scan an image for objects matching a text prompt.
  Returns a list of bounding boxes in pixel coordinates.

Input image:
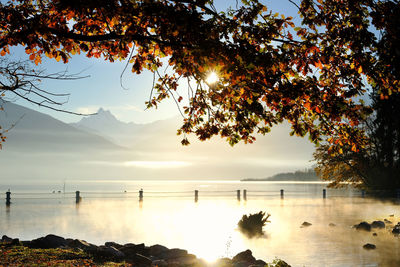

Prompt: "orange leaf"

[304,102,311,110]
[351,144,357,152]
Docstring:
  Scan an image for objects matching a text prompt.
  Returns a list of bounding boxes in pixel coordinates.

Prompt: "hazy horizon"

[0,102,315,183]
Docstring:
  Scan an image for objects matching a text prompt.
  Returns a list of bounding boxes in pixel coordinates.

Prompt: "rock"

[301,221,312,228]
[233,262,248,267]
[169,254,197,265]
[269,259,291,267]
[120,243,149,257]
[232,249,256,264]
[149,244,169,257]
[152,259,167,267]
[215,257,233,267]
[373,233,378,236]
[105,241,123,249]
[131,253,152,266]
[384,219,393,224]
[255,259,267,266]
[354,222,371,231]
[1,236,21,246]
[159,248,188,260]
[10,238,21,246]
[363,243,376,250]
[98,245,125,259]
[329,223,336,227]
[67,239,98,252]
[27,234,67,249]
[392,223,400,234]
[1,235,13,243]
[371,221,385,229]
[389,214,394,217]
[248,259,268,267]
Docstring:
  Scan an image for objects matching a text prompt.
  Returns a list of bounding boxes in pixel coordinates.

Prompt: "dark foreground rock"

[392,222,400,234]
[363,243,376,250]
[232,249,256,265]
[0,234,286,267]
[371,221,385,229]
[25,234,67,249]
[354,222,371,231]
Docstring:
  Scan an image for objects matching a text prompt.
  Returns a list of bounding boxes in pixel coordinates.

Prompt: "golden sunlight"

[206,71,219,84]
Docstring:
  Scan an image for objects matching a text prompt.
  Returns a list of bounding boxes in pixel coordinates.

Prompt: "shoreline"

[0,234,290,267]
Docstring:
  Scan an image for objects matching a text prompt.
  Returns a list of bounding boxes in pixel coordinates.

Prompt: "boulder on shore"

[149,244,169,257]
[104,241,123,249]
[120,243,150,257]
[232,249,256,265]
[26,234,67,249]
[67,239,98,252]
[5,234,289,267]
[1,235,21,246]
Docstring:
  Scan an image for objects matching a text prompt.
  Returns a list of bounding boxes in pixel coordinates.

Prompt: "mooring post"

[361,190,366,198]
[194,190,198,202]
[6,191,11,205]
[243,190,247,201]
[323,189,326,198]
[237,190,241,201]
[75,191,81,203]
[280,189,284,199]
[139,189,143,202]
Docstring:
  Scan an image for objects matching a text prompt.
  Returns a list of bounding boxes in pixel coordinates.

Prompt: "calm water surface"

[1,180,399,266]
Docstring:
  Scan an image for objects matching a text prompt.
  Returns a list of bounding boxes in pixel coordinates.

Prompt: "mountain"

[70,108,146,146]
[0,103,122,152]
[0,103,317,183]
[0,102,127,182]
[69,107,317,179]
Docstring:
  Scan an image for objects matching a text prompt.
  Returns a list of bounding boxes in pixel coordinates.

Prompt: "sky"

[4,0,299,124]
[0,1,316,183]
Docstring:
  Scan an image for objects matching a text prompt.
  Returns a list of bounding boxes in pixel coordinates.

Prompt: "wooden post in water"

[139,189,143,202]
[361,190,365,198]
[323,189,326,198]
[396,189,400,199]
[6,191,11,205]
[243,190,247,201]
[237,190,241,201]
[194,190,198,202]
[280,189,284,199]
[75,191,81,203]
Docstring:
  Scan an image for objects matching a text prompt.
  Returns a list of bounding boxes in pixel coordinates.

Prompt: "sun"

[205,71,219,85]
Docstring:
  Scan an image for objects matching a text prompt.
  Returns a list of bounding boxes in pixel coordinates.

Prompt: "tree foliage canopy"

[314,90,400,191]
[0,0,399,148]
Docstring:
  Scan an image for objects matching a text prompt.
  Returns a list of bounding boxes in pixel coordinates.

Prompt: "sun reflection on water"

[2,194,400,266]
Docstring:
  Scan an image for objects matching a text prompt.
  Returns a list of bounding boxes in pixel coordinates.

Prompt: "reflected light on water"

[1,185,400,266]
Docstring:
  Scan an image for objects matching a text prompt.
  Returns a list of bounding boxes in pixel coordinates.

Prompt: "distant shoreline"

[242,168,320,182]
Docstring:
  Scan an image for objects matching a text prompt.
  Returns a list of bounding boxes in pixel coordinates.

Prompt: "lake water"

[1,180,400,266]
